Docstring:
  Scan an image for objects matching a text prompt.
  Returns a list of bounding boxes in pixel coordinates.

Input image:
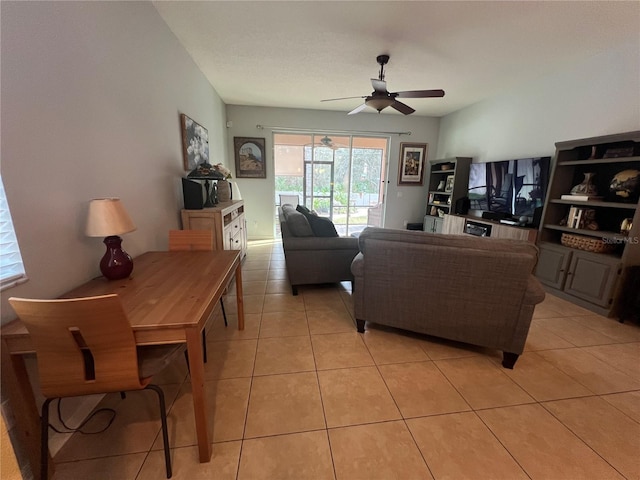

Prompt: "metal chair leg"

[145,385,172,478]
[40,398,53,480]
[220,298,228,327]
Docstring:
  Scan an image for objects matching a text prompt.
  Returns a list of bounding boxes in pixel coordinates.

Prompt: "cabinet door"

[442,214,465,234]
[433,217,443,234]
[536,244,572,289]
[423,216,435,233]
[565,252,621,308]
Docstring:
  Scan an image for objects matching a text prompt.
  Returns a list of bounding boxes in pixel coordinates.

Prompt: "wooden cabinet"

[423,215,443,234]
[441,214,537,241]
[181,200,247,259]
[424,157,471,234]
[537,244,621,309]
[536,131,640,317]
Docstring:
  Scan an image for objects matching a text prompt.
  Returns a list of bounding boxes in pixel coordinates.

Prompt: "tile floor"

[52,240,640,479]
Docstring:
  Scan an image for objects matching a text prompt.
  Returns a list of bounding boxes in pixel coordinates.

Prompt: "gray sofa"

[278,205,360,295]
[351,227,545,368]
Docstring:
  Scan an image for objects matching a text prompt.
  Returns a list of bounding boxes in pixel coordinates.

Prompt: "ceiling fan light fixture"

[365,96,394,112]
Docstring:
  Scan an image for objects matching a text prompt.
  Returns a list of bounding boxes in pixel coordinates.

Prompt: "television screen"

[468,157,550,217]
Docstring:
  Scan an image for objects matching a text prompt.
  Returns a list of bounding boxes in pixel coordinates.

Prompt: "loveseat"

[351,227,545,368]
[278,204,360,295]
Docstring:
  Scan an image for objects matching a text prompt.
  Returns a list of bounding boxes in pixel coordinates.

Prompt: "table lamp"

[187,162,225,207]
[86,198,136,280]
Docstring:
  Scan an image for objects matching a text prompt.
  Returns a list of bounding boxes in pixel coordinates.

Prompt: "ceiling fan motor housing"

[376,54,390,66]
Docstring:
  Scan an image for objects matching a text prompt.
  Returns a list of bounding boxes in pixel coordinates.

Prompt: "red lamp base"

[100,235,133,280]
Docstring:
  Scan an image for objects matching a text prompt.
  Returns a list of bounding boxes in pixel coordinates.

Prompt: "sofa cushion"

[282,205,314,237]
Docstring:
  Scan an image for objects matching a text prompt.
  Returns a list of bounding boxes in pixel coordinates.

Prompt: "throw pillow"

[305,213,339,237]
[296,204,314,215]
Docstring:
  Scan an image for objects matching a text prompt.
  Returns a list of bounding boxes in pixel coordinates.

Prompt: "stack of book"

[566,207,597,229]
[560,194,604,202]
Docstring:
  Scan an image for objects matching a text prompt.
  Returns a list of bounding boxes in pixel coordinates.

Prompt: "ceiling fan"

[321,54,444,115]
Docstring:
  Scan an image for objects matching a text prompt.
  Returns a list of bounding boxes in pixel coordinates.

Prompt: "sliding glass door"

[275,133,388,236]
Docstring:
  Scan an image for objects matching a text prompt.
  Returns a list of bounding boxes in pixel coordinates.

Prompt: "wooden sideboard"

[181,200,247,259]
[442,214,538,242]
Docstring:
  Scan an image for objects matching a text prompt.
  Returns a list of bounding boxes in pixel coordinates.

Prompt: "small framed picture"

[234,137,266,178]
[398,143,428,185]
[444,175,455,192]
[181,114,209,171]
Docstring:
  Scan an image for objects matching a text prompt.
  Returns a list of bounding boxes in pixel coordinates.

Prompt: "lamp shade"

[86,198,136,237]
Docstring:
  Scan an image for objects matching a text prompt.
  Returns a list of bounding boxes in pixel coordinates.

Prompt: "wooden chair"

[8,295,183,479]
[168,230,228,363]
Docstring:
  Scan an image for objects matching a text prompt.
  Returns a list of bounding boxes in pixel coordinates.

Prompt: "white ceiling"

[154,1,640,117]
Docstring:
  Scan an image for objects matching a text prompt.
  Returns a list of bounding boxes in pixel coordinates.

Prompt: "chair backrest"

[168,230,213,251]
[8,295,145,398]
[279,194,300,207]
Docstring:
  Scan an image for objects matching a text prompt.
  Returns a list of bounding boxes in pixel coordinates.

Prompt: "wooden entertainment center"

[442,214,538,242]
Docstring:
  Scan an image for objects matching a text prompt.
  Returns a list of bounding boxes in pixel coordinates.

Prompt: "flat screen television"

[467,157,551,218]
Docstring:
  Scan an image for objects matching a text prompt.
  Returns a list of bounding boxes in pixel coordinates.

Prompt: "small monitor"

[182,178,204,210]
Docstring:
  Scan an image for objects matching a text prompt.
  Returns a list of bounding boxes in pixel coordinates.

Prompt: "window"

[274,132,388,236]
[0,176,27,291]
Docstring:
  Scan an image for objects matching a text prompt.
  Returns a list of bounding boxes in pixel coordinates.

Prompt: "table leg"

[235,263,244,331]
[185,327,211,462]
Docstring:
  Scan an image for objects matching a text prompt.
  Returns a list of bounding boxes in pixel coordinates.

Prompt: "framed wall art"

[181,114,209,171]
[398,142,428,185]
[444,174,455,192]
[234,137,266,178]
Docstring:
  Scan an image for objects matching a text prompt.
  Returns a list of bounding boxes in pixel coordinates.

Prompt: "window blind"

[0,176,27,291]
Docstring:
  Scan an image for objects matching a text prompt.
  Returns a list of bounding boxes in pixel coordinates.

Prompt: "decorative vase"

[217,180,232,203]
[570,172,598,196]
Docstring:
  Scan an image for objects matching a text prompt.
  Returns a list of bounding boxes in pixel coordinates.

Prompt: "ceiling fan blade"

[371,78,387,94]
[348,103,368,115]
[390,100,415,115]
[395,89,445,98]
[321,95,366,102]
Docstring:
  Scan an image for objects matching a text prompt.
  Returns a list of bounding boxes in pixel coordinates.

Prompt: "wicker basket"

[561,233,616,253]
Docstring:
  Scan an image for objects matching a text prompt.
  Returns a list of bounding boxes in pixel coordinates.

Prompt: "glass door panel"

[274,133,388,237]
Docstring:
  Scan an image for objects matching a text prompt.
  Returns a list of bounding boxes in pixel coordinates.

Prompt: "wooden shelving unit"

[423,157,471,233]
[535,131,640,317]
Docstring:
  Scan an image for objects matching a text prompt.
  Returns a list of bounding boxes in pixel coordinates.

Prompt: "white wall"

[0,1,228,323]
[225,105,440,238]
[436,42,640,162]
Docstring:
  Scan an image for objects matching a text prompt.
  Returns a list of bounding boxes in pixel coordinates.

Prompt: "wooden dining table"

[1,250,244,477]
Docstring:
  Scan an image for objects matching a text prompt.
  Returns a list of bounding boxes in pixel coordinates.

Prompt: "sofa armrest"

[523,275,546,306]
[351,252,364,277]
[284,236,359,251]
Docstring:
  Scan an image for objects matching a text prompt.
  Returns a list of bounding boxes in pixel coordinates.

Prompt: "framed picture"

[444,175,455,192]
[398,143,428,185]
[180,114,209,171]
[234,137,266,178]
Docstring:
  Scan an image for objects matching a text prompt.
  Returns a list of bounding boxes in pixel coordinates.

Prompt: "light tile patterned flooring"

[53,240,640,479]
